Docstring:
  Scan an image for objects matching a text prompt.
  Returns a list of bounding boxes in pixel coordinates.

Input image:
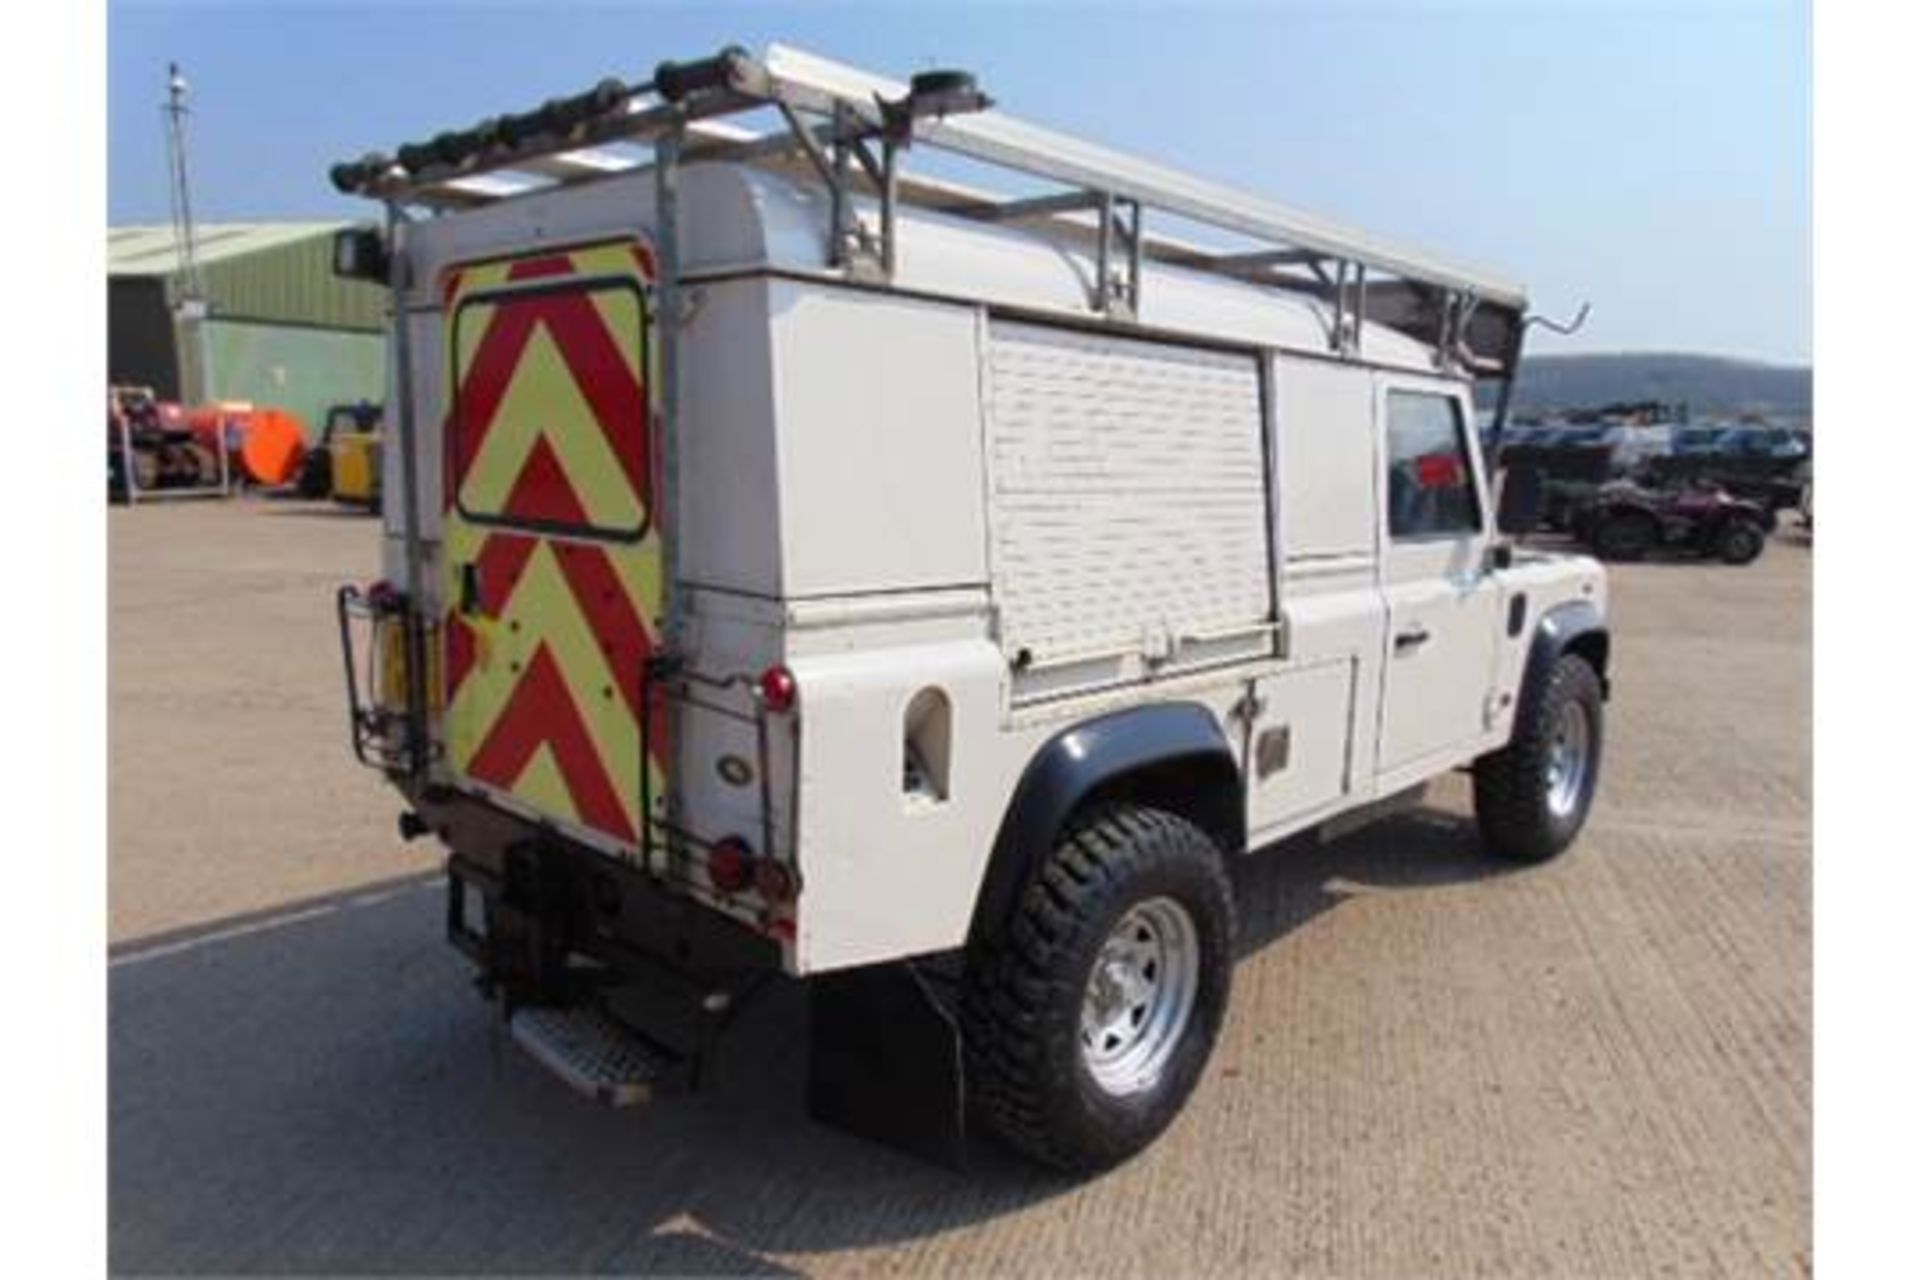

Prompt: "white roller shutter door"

[985,319,1275,701]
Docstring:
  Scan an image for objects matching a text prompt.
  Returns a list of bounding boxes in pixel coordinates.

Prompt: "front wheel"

[962,805,1235,1172]
[1474,654,1604,862]
[1717,518,1766,565]
[1588,508,1657,561]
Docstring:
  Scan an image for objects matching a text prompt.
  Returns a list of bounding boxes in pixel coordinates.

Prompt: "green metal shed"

[106,222,386,440]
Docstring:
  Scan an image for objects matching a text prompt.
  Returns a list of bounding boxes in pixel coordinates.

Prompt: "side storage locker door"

[1245,356,1382,840]
[984,320,1275,703]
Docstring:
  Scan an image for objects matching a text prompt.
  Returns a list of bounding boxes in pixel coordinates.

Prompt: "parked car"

[1718,424,1810,462]
[1671,425,1730,455]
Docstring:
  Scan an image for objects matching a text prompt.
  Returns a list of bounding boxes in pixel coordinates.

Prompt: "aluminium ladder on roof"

[331,43,1526,375]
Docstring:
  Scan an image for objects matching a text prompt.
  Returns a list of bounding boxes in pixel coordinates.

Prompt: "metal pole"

[1331,260,1350,353]
[1353,264,1367,357]
[1489,323,1527,457]
[1096,192,1114,313]
[829,102,852,267]
[654,130,683,653]
[163,63,214,408]
[880,138,899,277]
[653,123,686,874]
[1125,199,1143,313]
[385,200,431,778]
[117,412,141,505]
[163,62,203,303]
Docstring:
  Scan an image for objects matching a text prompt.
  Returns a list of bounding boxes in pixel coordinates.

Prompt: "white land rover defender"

[331,45,1608,1171]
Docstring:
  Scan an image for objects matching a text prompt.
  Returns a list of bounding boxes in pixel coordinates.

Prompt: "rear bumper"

[441,822,785,1005]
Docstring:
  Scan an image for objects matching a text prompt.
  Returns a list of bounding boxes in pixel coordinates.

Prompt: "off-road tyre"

[186,444,220,488]
[1588,508,1657,561]
[1716,517,1766,566]
[129,447,161,494]
[1473,654,1604,862]
[961,805,1235,1172]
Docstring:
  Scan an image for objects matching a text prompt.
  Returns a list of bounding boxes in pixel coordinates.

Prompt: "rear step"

[508,1005,684,1107]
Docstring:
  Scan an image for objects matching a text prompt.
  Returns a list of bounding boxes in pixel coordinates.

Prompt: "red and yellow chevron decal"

[438,239,663,850]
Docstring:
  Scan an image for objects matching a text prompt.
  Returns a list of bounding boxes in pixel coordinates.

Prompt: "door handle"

[458,562,483,616]
[1394,625,1430,653]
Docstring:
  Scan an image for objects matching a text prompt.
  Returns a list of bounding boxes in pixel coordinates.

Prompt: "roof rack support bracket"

[811,99,886,279]
[1091,194,1142,320]
[1328,260,1367,358]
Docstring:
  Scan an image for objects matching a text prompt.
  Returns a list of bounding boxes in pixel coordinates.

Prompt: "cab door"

[437,238,666,858]
[1373,379,1501,779]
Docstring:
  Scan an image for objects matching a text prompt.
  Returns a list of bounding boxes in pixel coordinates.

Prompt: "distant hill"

[1502,353,1811,420]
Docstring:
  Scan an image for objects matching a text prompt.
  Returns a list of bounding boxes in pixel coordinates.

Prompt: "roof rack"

[330,43,1527,376]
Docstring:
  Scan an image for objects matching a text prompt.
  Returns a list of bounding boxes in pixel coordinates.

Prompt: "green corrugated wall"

[195,234,385,333]
[195,319,385,440]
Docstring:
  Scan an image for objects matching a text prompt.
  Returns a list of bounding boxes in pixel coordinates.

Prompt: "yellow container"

[330,429,381,508]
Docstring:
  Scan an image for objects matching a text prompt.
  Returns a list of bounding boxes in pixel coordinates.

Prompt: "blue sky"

[107,1,1810,363]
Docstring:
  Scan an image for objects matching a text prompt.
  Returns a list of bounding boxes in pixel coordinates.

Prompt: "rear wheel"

[1717,518,1766,565]
[186,444,219,487]
[962,805,1235,1172]
[1589,508,1657,561]
[1474,654,1604,862]
[129,447,161,494]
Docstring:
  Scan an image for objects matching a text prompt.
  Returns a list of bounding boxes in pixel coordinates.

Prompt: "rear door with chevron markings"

[439,239,665,857]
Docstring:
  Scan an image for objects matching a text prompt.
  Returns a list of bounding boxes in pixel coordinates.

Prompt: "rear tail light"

[754,858,798,904]
[758,664,797,713]
[705,836,753,895]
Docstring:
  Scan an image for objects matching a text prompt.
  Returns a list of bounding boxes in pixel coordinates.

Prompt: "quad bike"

[1576,479,1771,565]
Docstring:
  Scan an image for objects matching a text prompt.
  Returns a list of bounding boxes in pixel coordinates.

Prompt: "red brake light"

[759,664,797,713]
[706,837,753,895]
[754,858,797,904]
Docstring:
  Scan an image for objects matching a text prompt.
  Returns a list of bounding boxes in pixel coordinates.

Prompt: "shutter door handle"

[458,562,483,616]
[1394,625,1430,652]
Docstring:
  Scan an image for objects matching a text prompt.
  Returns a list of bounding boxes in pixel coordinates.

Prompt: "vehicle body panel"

[362,157,1605,978]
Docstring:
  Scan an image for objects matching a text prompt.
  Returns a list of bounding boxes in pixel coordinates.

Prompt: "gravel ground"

[109,499,1810,1277]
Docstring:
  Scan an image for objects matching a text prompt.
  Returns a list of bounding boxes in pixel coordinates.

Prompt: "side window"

[449,277,649,541]
[1385,390,1480,539]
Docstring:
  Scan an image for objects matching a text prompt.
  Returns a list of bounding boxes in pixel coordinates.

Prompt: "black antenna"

[1525,301,1591,337]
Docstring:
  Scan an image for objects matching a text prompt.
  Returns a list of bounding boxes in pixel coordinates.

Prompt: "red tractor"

[107,385,217,501]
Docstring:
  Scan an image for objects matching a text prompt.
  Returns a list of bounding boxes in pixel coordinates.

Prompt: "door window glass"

[1386,391,1480,539]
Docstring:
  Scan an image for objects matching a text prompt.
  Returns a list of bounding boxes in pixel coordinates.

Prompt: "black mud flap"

[807,957,968,1168]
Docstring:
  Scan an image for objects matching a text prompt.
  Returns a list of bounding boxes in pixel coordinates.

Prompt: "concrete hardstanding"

[110,501,1809,1275]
